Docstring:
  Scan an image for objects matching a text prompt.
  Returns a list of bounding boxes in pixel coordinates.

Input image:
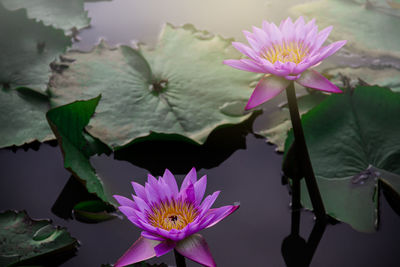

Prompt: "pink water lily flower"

[224,17,347,110]
[113,168,239,267]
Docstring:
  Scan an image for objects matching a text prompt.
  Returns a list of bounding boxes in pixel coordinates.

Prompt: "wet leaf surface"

[1,0,90,34]
[49,24,260,149]
[283,86,400,232]
[0,210,78,267]
[0,4,71,93]
[290,0,400,58]
[0,88,54,148]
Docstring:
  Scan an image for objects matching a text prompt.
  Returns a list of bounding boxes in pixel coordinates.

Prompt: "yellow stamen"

[261,41,309,64]
[147,199,199,231]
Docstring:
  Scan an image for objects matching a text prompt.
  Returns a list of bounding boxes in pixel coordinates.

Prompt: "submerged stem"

[174,249,187,267]
[285,82,326,220]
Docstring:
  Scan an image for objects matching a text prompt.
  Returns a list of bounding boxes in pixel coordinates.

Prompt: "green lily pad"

[46,96,114,205]
[1,0,90,34]
[255,92,327,152]
[0,4,71,93]
[73,200,116,223]
[283,86,400,232]
[0,210,78,267]
[0,87,54,148]
[49,23,260,149]
[326,67,400,92]
[290,0,400,58]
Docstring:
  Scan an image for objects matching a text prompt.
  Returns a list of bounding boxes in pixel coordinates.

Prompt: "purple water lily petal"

[199,191,220,217]
[296,69,342,93]
[131,181,147,201]
[194,175,207,204]
[163,169,179,196]
[205,204,240,228]
[181,183,196,204]
[313,26,333,51]
[114,168,239,265]
[223,59,266,73]
[245,75,290,110]
[144,181,158,205]
[114,195,135,207]
[131,195,150,213]
[118,206,137,218]
[141,231,165,241]
[224,16,346,104]
[316,40,347,62]
[114,237,160,267]
[154,240,176,257]
[181,167,197,191]
[232,42,259,60]
[176,234,216,267]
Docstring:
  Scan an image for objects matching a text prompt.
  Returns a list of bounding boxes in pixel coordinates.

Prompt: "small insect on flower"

[113,168,239,267]
[224,17,347,110]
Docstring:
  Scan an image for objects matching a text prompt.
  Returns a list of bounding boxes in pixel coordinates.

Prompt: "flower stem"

[174,249,187,267]
[285,82,326,220]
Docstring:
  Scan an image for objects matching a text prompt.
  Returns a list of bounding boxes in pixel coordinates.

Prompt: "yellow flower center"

[147,199,199,231]
[262,41,309,64]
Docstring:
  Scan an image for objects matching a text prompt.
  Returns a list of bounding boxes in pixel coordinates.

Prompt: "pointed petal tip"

[114,237,159,267]
[162,168,173,178]
[244,100,258,110]
[176,234,216,267]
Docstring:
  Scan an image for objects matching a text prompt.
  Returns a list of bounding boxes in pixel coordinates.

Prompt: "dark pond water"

[1,132,400,266]
[1,0,400,266]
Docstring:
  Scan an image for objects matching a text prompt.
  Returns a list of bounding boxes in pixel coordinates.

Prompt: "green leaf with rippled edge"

[46,96,114,205]
[283,86,400,232]
[1,0,90,34]
[255,91,327,152]
[0,87,54,148]
[290,0,400,58]
[48,23,261,149]
[0,4,71,94]
[0,210,78,267]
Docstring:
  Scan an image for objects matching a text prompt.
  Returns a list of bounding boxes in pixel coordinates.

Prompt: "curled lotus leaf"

[47,96,114,205]
[49,24,261,149]
[326,67,400,92]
